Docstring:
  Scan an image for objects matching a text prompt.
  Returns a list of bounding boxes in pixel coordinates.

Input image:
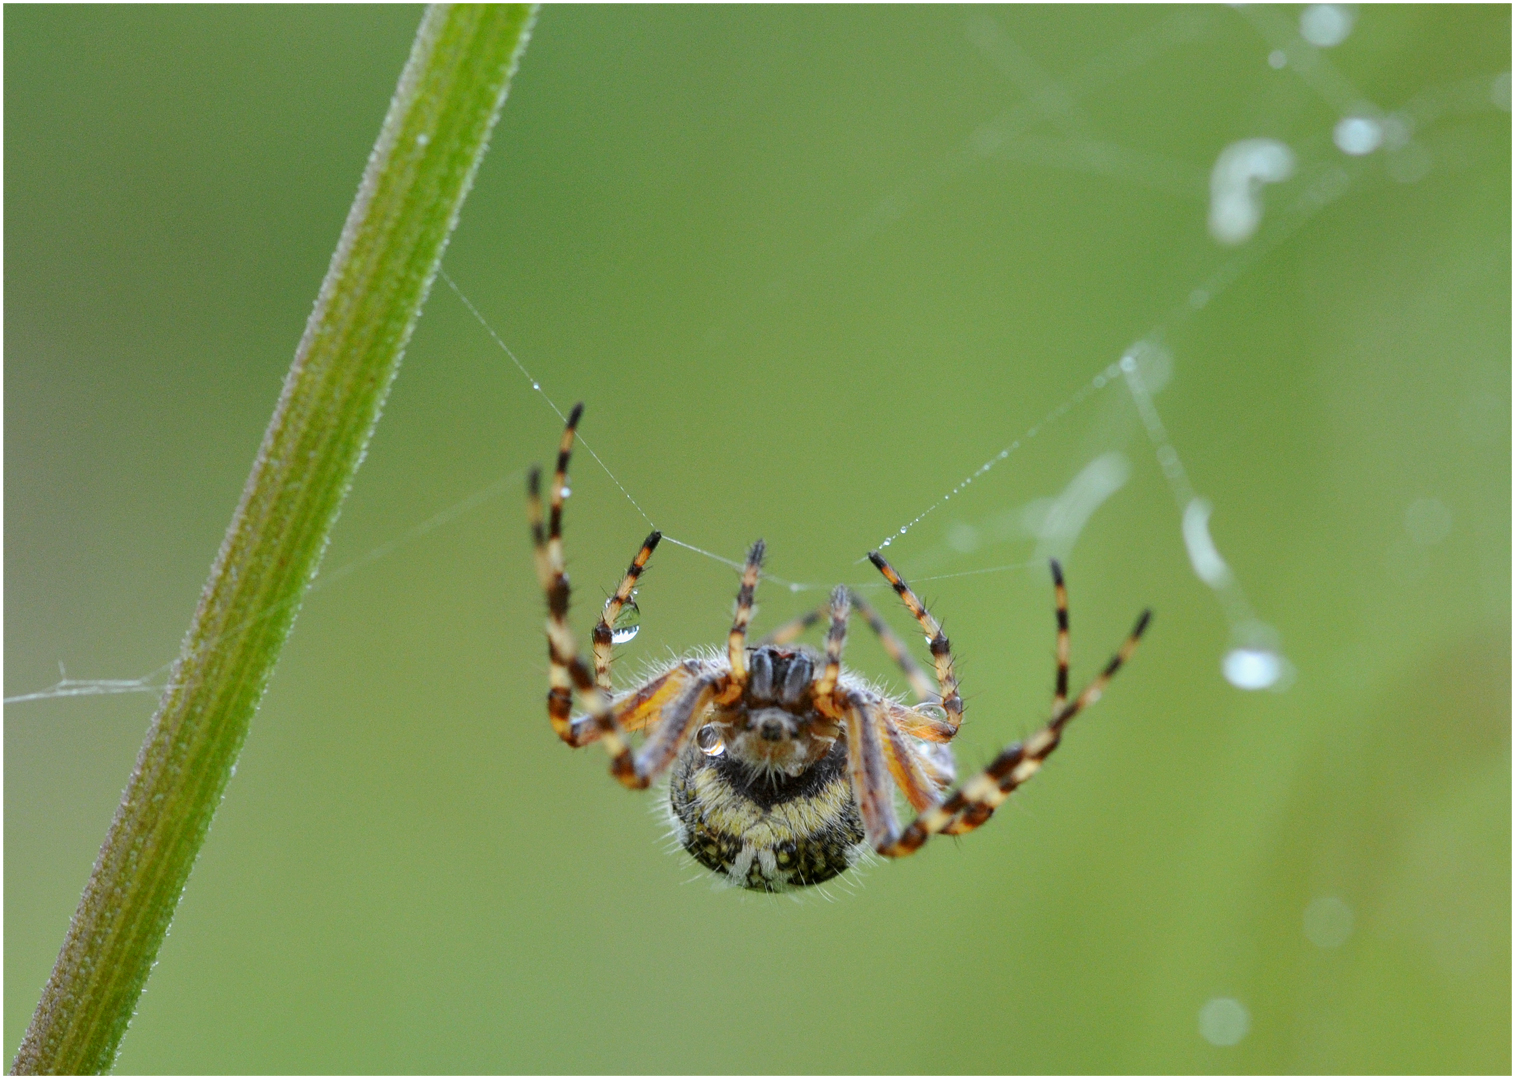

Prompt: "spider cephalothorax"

[527,404,1150,892]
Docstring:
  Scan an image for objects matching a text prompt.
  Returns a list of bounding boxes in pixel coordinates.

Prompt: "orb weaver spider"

[527,404,1151,891]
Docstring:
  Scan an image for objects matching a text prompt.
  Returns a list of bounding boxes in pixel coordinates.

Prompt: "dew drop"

[696,724,726,756]
[1199,998,1250,1047]
[1299,3,1355,48]
[531,382,540,390]
[1222,647,1282,690]
[1209,139,1296,244]
[881,538,892,547]
[610,601,641,644]
[917,703,949,723]
[1334,116,1383,156]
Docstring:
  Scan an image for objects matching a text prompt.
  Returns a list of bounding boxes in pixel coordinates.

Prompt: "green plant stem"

[11,5,536,1073]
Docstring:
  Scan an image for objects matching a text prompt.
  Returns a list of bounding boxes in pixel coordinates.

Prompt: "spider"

[527,403,1151,892]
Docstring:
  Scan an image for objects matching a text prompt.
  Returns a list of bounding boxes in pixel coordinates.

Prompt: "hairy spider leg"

[843,695,900,847]
[878,575,1151,858]
[761,590,936,704]
[546,403,576,574]
[811,586,850,704]
[526,462,578,745]
[870,697,947,812]
[849,590,938,704]
[718,539,766,701]
[592,530,662,690]
[613,673,721,789]
[1052,559,1071,716]
[867,553,964,735]
[526,403,633,770]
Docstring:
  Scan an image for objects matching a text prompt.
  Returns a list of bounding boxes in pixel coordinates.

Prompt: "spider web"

[8,4,1506,716]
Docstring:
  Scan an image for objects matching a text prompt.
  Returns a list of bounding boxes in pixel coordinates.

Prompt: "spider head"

[703,645,837,777]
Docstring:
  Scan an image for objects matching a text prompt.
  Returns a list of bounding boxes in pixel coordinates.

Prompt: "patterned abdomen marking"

[669,738,865,891]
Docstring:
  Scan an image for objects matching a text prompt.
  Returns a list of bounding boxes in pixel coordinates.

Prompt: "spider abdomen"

[669,736,866,891]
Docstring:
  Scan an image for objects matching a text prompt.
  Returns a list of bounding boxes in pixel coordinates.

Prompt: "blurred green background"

[6,5,1509,1073]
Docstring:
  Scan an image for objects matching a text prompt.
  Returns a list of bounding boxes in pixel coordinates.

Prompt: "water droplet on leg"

[696,724,725,756]
[611,601,641,644]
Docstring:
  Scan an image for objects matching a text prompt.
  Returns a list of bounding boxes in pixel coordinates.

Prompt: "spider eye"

[696,724,725,756]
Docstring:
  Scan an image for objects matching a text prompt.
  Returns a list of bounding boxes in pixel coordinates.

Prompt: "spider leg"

[849,590,937,704]
[592,530,662,690]
[867,552,964,735]
[1052,559,1071,716]
[546,405,575,574]
[872,698,947,812]
[878,597,1151,858]
[560,665,690,747]
[843,696,900,848]
[612,676,719,788]
[526,405,633,769]
[812,586,851,704]
[717,539,765,702]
